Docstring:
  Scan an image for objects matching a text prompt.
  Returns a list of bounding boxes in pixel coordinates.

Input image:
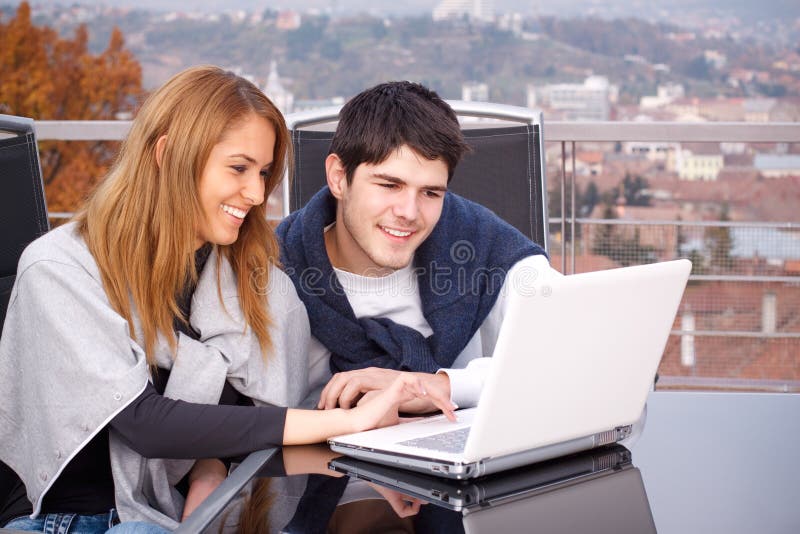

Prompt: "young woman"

[0,66,453,533]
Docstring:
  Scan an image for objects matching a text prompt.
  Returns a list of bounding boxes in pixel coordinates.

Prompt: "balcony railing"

[542,121,799,393]
[32,119,800,392]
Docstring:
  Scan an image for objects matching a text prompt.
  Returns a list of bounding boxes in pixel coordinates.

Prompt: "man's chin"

[368,255,413,273]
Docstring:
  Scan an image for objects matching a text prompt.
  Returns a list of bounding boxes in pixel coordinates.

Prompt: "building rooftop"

[682,142,723,156]
[743,99,777,113]
[754,154,800,170]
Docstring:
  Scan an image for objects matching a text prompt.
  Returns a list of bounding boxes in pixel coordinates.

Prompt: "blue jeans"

[4,509,169,534]
[106,521,170,534]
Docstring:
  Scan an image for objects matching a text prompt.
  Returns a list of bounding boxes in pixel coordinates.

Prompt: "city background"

[1,0,799,391]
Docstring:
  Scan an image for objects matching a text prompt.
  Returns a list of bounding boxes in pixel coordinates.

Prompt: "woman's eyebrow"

[227,153,257,164]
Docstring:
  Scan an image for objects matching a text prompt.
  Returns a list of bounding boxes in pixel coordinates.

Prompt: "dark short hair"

[329,81,470,183]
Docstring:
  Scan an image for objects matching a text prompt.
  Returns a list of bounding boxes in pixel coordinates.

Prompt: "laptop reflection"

[329,445,656,533]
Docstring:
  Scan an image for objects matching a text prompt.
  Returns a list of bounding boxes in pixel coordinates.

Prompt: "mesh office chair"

[283,101,549,251]
[0,115,49,530]
[0,115,49,326]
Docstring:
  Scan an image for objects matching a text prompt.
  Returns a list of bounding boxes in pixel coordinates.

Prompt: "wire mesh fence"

[550,219,800,392]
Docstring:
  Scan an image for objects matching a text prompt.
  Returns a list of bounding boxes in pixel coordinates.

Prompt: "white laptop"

[328,259,691,479]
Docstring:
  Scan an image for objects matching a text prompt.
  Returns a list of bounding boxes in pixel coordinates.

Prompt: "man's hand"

[366,482,426,518]
[318,367,453,414]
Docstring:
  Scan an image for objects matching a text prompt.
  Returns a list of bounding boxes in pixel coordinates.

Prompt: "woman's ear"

[155,135,168,168]
[325,153,347,199]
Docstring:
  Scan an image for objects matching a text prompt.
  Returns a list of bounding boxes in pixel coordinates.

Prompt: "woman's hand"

[182,458,227,521]
[283,374,457,445]
[347,373,457,434]
[282,444,345,477]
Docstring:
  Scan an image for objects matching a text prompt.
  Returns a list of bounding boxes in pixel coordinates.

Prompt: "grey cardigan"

[0,222,310,529]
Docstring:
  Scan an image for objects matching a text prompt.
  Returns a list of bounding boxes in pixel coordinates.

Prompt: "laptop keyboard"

[398,426,471,454]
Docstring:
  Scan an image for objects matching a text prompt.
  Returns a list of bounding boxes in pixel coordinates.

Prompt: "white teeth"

[382,226,411,237]
[221,204,247,219]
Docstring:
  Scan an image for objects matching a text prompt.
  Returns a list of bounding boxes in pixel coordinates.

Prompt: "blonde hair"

[76,65,290,364]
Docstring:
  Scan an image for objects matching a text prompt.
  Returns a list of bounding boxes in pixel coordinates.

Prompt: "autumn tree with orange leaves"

[0,2,143,213]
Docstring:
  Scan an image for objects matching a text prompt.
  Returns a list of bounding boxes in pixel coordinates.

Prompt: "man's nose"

[392,190,419,221]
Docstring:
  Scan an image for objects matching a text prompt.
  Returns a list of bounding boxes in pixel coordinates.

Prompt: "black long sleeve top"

[1,245,287,524]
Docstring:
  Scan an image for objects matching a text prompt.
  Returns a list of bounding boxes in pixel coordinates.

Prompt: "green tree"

[592,203,617,257]
[705,204,733,272]
[687,249,707,276]
[683,55,711,80]
[756,82,787,98]
[287,17,328,60]
[370,19,388,40]
[320,37,343,60]
[622,173,651,207]
[581,181,600,216]
[591,203,656,266]
[548,174,563,219]
[675,215,686,258]
[620,227,657,266]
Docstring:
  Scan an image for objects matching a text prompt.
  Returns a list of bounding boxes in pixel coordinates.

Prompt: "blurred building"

[263,61,294,114]
[744,99,776,122]
[704,49,727,69]
[293,97,346,113]
[433,0,494,22]
[276,10,301,30]
[461,81,489,102]
[640,83,685,109]
[624,140,680,169]
[677,143,724,181]
[740,99,800,123]
[527,76,615,121]
[755,154,800,178]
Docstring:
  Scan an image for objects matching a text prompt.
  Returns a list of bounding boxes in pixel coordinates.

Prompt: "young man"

[276,81,559,413]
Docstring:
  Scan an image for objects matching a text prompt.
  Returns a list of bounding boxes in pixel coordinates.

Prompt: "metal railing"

[31,119,800,392]
[542,121,800,393]
[32,119,800,143]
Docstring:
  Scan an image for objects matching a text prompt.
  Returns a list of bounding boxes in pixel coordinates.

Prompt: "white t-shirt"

[306,253,563,407]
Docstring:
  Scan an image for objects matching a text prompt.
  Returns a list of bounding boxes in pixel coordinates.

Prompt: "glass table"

[176,391,800,533]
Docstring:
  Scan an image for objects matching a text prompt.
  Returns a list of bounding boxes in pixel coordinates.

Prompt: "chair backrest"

[0,114,48,519]
[283,101,549,252]
[0,115,49,331]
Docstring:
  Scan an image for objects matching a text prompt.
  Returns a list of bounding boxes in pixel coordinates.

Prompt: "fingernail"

[451,402,458,409]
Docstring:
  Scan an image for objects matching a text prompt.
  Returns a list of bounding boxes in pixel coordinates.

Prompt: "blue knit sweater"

[277,187,546,373]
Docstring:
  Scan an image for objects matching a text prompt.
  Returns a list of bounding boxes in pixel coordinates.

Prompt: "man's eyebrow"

[372,173,447,192]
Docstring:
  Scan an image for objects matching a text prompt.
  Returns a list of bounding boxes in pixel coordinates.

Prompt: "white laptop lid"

[464,259,691,460]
